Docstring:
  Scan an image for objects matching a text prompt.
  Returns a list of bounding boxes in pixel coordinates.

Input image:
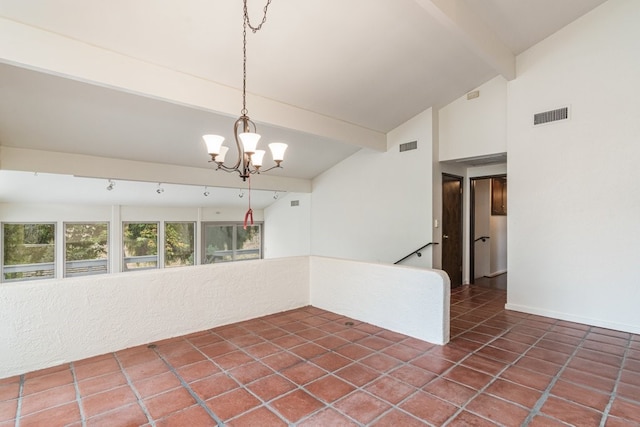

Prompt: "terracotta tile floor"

[2,285,640,426]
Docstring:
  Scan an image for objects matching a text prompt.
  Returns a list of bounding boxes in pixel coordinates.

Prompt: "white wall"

[489,214,507,276]
[436,72,509,283]
[439,75,507,161]
[264,192,311,258]
[311,109,434,267]
[507,0,640,333]
[310,257,450,345]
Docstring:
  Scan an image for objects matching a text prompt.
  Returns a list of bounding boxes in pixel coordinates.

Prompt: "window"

[2,223,55,281]
[64,222,109,277]
[202,223,261,263]
[165,222,195,268]
[123,222,158,271]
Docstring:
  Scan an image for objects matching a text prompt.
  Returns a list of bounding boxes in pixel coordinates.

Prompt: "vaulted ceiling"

[0,0,607,207]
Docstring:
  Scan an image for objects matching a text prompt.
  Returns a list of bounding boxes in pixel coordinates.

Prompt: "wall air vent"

[290,200,299,207]
[399,141,417,152]
[534,106,569,126]
[467,90,480,100]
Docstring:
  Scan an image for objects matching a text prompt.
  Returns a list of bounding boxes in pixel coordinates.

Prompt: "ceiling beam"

[0,17,386,152]
[414,0,516,81]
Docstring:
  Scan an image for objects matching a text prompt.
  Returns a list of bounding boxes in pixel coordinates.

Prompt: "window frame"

[164,221,196,268]
[122,221,160,272]
[1,222,56,282]
[201,222,263,264]
[63,221,110,278]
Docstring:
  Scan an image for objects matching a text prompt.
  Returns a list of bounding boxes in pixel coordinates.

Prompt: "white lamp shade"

[239,132,261,154]
[251,150,266,167]
[269,142,288,162]
[203,134,225,155]
[214,146,229,163]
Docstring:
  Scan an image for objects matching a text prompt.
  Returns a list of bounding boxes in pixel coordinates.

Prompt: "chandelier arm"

[255,164,283,174]
[232,117,246,170]
[212,163,241,174]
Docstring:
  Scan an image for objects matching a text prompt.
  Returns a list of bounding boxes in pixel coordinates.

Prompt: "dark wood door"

[442,174,463,287]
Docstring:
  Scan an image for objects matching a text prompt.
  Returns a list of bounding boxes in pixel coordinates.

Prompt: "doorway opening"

[470,175,507,289]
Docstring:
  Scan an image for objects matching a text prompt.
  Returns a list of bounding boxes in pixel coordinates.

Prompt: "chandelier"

[203,0,287,182]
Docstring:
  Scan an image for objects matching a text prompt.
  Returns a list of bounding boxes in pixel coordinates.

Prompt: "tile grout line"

[519,325,596,426]
[182,325,316,425]
[113,351,157,427]
[149,345,225,426]
[598,333,633,427]
[440,311,557,425]
[287,313,442,426]
[14,374,24,427]
[362,299,529,426]
[189,312,420,426]
[69,362,87,427]
[231,315,395,418]
[206,316,369,426]
[310,293,517,426]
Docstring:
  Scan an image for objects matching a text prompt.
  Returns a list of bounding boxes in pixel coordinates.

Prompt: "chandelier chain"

[244,0,272,32]
[241,0,273,116]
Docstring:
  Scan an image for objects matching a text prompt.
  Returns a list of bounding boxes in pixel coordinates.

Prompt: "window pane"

[165,222,195,267]
[237,225,261,260]
[203,224,233,263]
[123,222,158,271]
[3,223,55,281]
[65,223,109,277]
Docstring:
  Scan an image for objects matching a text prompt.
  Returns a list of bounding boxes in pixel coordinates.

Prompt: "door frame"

[442,173,464,287]
[469,174,506,284]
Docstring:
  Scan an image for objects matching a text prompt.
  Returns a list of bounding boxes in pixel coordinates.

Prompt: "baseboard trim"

[505,303,640,335]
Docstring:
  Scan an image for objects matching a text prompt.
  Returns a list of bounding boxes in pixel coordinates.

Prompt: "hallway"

[1,286,639,426]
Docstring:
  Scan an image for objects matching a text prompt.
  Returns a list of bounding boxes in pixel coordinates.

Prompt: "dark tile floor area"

[2,284,639,426]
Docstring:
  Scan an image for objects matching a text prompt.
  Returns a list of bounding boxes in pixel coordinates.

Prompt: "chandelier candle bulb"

[215,146,229,164]
[251,150,266,168]
[203,134,225,158]
[269,142,288,163]
[239,132,261,154]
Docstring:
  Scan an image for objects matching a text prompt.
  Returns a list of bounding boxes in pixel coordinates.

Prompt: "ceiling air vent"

[399,141,417,152]
[534,106,569,126]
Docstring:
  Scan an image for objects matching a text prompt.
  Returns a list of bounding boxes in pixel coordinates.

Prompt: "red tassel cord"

[243,175,254,229]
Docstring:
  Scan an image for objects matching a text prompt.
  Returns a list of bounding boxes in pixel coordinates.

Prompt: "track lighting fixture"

[156,183,164,194]
[203,186,210,197]
[106,179,115,191]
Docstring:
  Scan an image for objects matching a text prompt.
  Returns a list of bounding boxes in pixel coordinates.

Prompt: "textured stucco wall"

[0,256,449,378]
[0,257,310,378]
[309,257,450,345]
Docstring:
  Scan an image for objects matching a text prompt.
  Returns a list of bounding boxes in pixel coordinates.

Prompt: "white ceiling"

[0,0,607,207]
